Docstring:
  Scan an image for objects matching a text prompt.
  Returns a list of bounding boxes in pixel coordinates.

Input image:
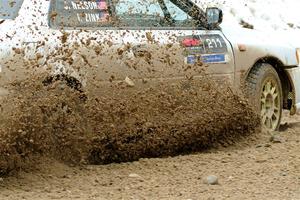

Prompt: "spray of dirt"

[0,19,261,176]
[0,71,261,176]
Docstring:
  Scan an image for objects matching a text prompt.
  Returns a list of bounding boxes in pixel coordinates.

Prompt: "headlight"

[296,48,300,65]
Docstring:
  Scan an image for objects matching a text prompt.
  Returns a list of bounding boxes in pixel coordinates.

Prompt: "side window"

[48,0,198,29]
[115,0,164,17]
[164,1,189,21]
[49,0,114,28]
[114,0,195,28]
[0,0,24,19]
[115,0,164,27]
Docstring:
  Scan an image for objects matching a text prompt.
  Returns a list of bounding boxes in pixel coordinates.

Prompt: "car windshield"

[0,0,24,19]
[49,0,207,29]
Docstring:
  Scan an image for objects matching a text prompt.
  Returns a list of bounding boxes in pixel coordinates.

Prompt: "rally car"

[0,0,300,130]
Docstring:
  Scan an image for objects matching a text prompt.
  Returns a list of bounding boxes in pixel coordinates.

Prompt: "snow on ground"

[194,0,300,46]
[196,0,300,31]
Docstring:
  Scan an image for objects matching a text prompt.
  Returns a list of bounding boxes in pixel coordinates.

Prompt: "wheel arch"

[247,56,295,110]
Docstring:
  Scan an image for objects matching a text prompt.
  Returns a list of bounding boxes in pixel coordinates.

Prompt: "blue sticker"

[201,54,226,63]
[186,55,197,64]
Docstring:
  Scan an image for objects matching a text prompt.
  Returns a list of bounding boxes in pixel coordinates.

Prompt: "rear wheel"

[246,63,283,130]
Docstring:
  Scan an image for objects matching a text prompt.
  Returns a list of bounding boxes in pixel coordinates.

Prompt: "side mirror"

[206,7,223,28]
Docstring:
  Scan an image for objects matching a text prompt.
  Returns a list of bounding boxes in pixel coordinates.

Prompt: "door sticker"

[185,54,227,64]
[179,34,229,64]
[201,54,226,63]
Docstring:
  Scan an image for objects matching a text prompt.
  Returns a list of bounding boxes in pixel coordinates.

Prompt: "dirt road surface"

[0,112,299,200]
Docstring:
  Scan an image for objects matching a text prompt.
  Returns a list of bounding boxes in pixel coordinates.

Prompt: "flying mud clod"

[0,74,260,176]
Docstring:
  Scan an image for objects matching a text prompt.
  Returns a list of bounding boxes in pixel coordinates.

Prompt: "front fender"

[222,26,298,72]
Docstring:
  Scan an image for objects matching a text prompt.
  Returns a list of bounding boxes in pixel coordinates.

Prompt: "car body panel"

[285,67,300,110]
[221,26,300,111]
[0,0,235,87]
[0,0,300,113]
[222,26,298,69]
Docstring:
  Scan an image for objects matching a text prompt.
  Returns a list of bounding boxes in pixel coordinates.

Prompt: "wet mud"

[0,72,261,176]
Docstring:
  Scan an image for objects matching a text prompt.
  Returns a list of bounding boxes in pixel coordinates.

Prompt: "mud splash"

[0,73,261,176]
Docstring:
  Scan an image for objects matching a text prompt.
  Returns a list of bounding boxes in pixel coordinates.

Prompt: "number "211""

[206,38,223,49]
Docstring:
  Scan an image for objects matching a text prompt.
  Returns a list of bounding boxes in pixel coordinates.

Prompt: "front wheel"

[246,63,283,130]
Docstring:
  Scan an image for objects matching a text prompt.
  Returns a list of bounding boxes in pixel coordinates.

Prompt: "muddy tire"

[246,63,283,130]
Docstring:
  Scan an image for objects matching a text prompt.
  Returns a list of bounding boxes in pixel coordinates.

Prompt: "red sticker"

[182,38,202,47]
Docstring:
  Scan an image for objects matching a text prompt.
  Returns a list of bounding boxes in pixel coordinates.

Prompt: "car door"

[114,0,235,86]
[47,0,235,94]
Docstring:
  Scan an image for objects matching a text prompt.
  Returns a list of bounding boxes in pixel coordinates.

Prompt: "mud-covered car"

[0,0,300,130]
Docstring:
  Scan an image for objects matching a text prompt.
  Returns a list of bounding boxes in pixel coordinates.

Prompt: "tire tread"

[245,63,283,130]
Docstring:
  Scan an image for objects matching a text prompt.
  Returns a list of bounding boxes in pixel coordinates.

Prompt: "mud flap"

[285,67,300,114]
